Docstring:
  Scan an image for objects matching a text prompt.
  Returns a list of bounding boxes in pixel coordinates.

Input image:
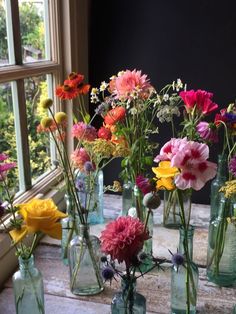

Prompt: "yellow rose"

[152,161,179,191]
[10,198,67,243]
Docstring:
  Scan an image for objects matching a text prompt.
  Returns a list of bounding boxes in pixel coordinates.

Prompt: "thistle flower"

[102,266,115,281]
[84,161,95,173]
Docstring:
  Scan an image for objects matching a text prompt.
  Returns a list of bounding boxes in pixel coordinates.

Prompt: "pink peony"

[171,141,217,190]
[110,69,152,100]
[196,121,218,143]
[154,138,188,163]
[100,216,149,267]
[71,122,97,141]
[71,148,90,171]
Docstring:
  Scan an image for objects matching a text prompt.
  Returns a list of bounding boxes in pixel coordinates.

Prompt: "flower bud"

[55,112,67,124]
[143,192,161,209]
[40,98,53,109]
[41,117,53,128]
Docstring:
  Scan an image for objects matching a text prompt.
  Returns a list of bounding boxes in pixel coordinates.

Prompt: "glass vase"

[111,277,146,314]
[171,226,199,314]
[61,194,78,266]
[68,223,104,295]
[210,154,228,220]
[12,255,44,314]
[207,194,236,286]
[76,169,104,225]
[122,181,133,216]
[163,189,191,229]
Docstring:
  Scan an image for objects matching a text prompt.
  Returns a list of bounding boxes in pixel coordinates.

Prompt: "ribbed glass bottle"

[171,226,199,314]
[68,224,104,295]
[111,277,146,314]
[13,256,44,314]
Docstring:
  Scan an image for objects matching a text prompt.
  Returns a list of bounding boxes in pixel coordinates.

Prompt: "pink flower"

[154,138,188,163]
[100,216,149,267]
[180,89,218,115]
[0,154,16,180]
[171,141,217,190]
[136,175,153,195]
[110,69,152,101]
[98,126,112,140]
[71,122,97,141]
[229,155,236,177]
[71,148,90,171]
[196,121,218,143]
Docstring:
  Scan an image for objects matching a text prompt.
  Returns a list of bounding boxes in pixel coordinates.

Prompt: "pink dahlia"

[110,69,152,101]
[154,138,188,163]
[71,148,90,171]
[229,155,236,177]
[171,141,217,190]
[100,216,149,267]
[71,122,97,141]
[196,121,218,143]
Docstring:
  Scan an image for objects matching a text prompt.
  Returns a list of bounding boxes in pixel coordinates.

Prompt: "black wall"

[88,0,236,204]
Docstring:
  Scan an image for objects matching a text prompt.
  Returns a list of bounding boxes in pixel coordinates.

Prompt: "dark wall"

[88,0,236,204]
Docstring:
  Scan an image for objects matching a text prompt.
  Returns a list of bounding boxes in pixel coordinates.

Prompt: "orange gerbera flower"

[64,72,84,87]
[104,106,126,125]
[56,84,78,100]
[78,83,91,95]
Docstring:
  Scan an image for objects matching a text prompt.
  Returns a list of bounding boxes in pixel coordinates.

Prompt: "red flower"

[179,90,196,110]
[100,216,149,267]
[214,109,227,126]
[64,72,84,87]
[98,126,112,140]
[77,83,90,95]
[136,175,154,195]
[56,84,78,100]
[104,106,126,125]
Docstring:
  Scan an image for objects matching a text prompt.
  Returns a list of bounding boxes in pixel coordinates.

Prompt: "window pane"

[19,0,50,63]
[0,82,19,199]
[24,74,53,183]
[0,0,9,66]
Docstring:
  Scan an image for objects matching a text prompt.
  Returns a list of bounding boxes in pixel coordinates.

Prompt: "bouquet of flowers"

[0,153,66,314]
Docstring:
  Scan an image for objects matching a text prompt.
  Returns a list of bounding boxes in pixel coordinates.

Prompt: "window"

[0,0,61,200]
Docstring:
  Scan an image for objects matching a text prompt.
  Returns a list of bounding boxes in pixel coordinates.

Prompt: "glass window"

[0,0,9,66]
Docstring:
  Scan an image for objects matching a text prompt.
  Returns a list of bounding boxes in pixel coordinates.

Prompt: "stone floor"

[0,194,236,314]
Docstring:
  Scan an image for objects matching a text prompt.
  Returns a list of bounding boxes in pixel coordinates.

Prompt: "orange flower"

[78,83,90,95]
[64,72,84,87]
[104,106,126,125]
[56,84,78,100]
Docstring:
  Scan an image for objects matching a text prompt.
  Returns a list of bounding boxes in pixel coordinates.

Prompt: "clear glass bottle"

[76,170,104,225]
[68,224,104,295]
[61,194,78,265]
[111,277,146,314]
[210,154,228,220]
[207,195,236,286]
[171,226,199,314]
[122,181,133,216]
[13,255,44,314]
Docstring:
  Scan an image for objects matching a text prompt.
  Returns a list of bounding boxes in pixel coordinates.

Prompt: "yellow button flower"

[10,198,67,243]
[152,161,179,190]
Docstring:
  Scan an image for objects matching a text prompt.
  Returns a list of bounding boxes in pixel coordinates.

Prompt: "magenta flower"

[0,154,16,180]
[136,175,153,195]
[229,155,236,177]
[71,122,97,141]
[196,121,218,143]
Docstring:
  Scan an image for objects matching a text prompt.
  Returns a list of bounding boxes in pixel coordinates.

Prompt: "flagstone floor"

[0,194,236,314]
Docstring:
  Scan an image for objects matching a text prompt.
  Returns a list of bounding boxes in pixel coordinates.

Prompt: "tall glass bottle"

[13,255,44,314]
[210,154,228,220]
[171,226,199,314]
[76,170,104,225]
[68,224,104,295]
[111,277,146,314]
[122,181,133,216]
[207,194,236,286]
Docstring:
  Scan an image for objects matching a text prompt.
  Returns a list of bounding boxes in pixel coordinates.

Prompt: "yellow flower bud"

[40,98,53,109]
[41,117,53,128]
[55,112,67,124]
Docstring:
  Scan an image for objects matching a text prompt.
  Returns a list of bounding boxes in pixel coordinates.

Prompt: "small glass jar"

[12,255,44,314]
[68,224,104,295]
[111,277,146,314]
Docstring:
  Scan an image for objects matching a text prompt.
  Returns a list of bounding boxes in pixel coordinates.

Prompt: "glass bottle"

[122,181,133,216]
[68,224,104,295]
[61,194,78,265]
[163,189,191,229]
[210,154,228,220]
[207,195,236,286]
[171,226,199,314]
[76,169,104,225]
[13,255,44,314]
[111,277,146,314]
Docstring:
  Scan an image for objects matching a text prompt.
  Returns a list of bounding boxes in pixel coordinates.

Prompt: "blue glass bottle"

[13,255,44,314]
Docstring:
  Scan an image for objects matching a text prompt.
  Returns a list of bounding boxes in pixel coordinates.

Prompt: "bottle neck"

[178,226,194,260]
[121,276,136,297]
[65,193,73,215]
[78,224,90,238]
[19,255,35,272]
[216,154,228,180]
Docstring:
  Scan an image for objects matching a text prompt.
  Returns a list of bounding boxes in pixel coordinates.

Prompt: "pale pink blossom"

[71,148,90,171]
[196,121,218,143]
[154,138,188,162]
[71,122,97,141]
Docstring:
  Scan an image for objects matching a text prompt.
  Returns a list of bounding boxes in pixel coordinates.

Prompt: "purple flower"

[225,112,236,123]
[84,161,95,173]
[76,179,85,191]
[171,253,185,266]
[136,175,154,195]
[95,103,109,115]
[102,266,115,281]
[229,155,236,177]
[196,121,218,143]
